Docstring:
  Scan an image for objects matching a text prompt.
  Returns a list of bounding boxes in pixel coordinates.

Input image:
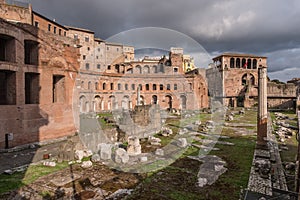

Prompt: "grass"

[97,112,116,129]
[0,162,69,194]
[127,110,257,200]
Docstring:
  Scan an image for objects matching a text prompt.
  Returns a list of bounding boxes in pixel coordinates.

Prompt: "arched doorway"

[180,95,187,110]
[79,95,86,113]
[121,96,130,109]
[94,95,101,112]
[165,95,172,110]
[152,95,158,104]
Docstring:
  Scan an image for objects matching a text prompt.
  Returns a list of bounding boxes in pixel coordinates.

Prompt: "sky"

[26,0,300,82]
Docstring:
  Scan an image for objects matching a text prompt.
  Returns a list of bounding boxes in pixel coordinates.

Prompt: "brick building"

[0,5,80,148]
[206,53,297,109]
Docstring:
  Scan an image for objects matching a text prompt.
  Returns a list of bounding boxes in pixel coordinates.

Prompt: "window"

[53,75,65,103]
[98,48,100,52]
[74,34,78,40]
[174,84,177,90]
[34,21,39,27]
[48,24,51,31]
[81,81,84,89]
[153,84,157,90]
[85,36,89,42]
[131,84,135,90]
[53,27,56,34]
[230,58,234,68]
[83,55,86,60]
[107,65,111,70]
[139,84,142,91]
[97,64,101,69]
[117,48,119,51]
[64,31,66,36]
[87,47,90,51]
[24,40,38,65]
[102,83,106,90]
[160,84,163,90]
[146,84,149,90]
[88,81,91,90]
[173,68,178,73]
[0,34,16,62]
[59,29,62,35]
[0,70,16,105]
[25,73,39,104]
[107,47,109,50]
[85,63,89,70]
[96,56,99,59]
[167,84,170,90]
[95,82,98,90]
[189,83,192,90]
[110,83,114,90]
[118,83,121,90]
[125,84,128,90]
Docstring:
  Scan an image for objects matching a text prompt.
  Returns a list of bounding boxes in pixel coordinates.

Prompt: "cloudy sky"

[26,0,300,82]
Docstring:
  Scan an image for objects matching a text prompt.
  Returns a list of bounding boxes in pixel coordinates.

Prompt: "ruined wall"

[0,1,32,24]
[0,19,79,148]
[267,82,296,109]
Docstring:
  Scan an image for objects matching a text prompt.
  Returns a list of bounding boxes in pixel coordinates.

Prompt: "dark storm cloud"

[27,0,300,81]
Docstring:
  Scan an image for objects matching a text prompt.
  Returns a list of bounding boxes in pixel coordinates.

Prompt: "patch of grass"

[0,162,69,194]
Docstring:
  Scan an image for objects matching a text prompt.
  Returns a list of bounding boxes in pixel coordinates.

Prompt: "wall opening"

[0,34,16,62]
[0,70,16,105]
[25,72,39,104]
[24,40,38,65]
[53,75,65,103]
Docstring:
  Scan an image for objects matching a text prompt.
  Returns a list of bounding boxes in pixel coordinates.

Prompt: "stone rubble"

[127,136,142,156]
[115,148,129,164]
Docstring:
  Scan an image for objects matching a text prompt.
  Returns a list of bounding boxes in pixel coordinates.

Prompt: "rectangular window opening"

[0,70,16,105]
[53,75,65,103]
[24,40,39,65]
[25,72,39,104]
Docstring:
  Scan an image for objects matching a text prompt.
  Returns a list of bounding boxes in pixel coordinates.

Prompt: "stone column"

[257,66,268,146]
[137,85,141,106]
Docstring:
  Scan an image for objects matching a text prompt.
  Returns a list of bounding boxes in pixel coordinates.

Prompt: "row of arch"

[125,64,167,74]
[79,94,187,113]
[81,81,193,92]
[229,58,258,69]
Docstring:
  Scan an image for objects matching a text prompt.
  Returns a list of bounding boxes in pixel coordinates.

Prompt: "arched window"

[242,74,247,85]
[118,83,121,90]
[144,65,150,73]
[247,59,251,69]
[250,74,255,85]
[110,83,114,90]
[153,84,157,90]
[242,58,246,68]
[230,58,234,68]
[146,84,149,90]
[131,84,135,90]
[152,95,158,104]
[174,84,178,90]
[153,65,158,73]
[136,65,142,74]
[95,82,98,90]
[88,81,91,90]
[159,84,163,90]
[253,59,257,69]
[139,84,142,91]
[236,58,241,68]
[102,83,106,90]
[125,83,128,90]
[167,84,170,90]
[81,81,84,89]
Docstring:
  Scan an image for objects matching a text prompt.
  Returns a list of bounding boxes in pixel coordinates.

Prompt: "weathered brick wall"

[0,19,79,148]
